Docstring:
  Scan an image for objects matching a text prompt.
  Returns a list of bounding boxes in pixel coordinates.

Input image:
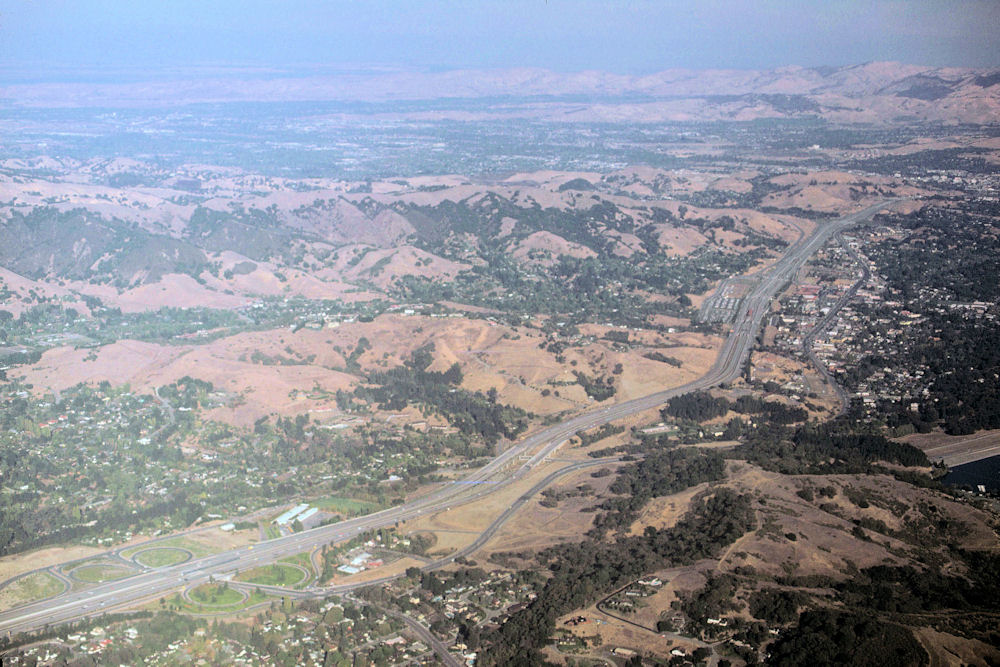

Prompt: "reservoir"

[942,454,1000,493]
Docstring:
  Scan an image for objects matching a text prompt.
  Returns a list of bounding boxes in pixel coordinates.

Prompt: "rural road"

[0,200,901,641]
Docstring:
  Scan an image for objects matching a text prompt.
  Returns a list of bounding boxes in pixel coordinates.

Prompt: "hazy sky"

[2,0,998,77]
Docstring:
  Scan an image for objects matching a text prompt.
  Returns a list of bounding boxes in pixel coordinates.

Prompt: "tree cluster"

[479,489,755,665]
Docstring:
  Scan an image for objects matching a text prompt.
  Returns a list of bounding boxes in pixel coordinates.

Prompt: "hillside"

[0,161,923,313]
[4,62,999,124]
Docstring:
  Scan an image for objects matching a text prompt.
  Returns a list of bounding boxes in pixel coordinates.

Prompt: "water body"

[942,454,1000,493]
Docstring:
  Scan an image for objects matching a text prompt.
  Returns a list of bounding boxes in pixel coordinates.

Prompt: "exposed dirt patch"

[0,545,104,583]
[482,465,621,555]
[912,625,1000,667]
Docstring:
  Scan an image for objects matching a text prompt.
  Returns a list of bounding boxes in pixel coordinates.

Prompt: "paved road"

[594,563,718,650]
[228,459,617,667]
[800,234,870,415]
[385,607,464,667]
[911,429,1000,467]
[229,457,618,601]
[344,594,465,667]
[0,200,900,640]
[0,520,228,601]
[699,277,751,323]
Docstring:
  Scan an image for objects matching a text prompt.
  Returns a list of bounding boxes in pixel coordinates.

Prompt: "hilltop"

[4,62,999,124]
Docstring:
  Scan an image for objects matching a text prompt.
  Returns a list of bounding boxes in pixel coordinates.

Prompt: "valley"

[1,60,999,666]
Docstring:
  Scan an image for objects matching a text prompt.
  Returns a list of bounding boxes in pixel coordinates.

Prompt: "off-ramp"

[0,200,900,640]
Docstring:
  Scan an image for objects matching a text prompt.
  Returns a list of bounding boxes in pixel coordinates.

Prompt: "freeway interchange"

[0,200,900,640]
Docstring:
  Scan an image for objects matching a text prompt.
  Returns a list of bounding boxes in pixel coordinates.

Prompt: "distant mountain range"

[2,62,998,123]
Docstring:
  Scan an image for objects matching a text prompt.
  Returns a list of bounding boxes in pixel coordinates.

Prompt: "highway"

[223,458,617,603]
[0,200,900,641]
[910,429,1000,468]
